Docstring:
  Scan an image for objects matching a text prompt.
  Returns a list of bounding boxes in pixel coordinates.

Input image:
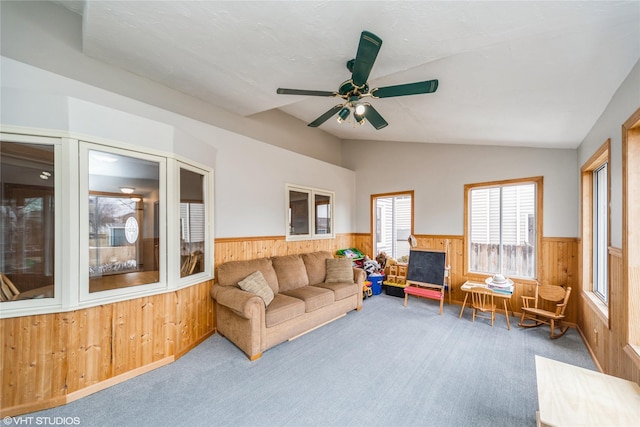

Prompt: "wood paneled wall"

[1,234,354,417]
[1,280,215,417]
[214,235,353,266]
[578,248,640,383]
[356,233,580,323]
[5,232,635,417]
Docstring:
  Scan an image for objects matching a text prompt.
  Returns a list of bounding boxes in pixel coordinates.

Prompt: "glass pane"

[593,164,608,301]
[1,141,55,301]
[289,190,309,235]
[394,195,412,261]
[374,194,412,261]
[88,150,160,293]
[180,168,205,277]
[314,193,331,235]
[501,184,535,278]
[469,184,535,278]
[374,197,392,257]
[469,187,500,274]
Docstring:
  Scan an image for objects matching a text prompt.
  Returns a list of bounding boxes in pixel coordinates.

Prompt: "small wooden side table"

[459,280,512,330]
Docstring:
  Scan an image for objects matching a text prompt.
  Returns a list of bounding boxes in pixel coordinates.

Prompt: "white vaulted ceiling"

[56,0,639,148]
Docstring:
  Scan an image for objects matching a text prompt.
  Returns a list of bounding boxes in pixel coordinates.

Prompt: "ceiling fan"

[277,31,438,130]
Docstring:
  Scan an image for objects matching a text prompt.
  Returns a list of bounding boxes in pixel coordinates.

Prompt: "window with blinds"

[180,168,205,278]
[468,180,538,279]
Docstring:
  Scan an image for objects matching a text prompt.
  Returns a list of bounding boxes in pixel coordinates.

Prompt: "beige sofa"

[210,251,365,360]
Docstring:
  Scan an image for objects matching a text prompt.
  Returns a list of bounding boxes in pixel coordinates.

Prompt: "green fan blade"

[308,105,343,127]
[351,31,382,87]
[277,88,337,97]
[371,80,438,98]
[363,104,388,130]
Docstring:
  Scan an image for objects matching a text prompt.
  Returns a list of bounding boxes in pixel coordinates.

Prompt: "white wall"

[0,0,356,239]
[342,140,578,237]
[578,59,640,248]
[3,0,636,243]
[0,0,344,166]
[1,56,356,238]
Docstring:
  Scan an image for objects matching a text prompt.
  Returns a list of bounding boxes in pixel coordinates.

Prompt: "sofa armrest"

[211,285,263,319]
[352,267,366,285]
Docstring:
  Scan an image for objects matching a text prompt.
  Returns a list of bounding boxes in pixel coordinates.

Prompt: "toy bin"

[384,283,407,298]
[367,274,384,295]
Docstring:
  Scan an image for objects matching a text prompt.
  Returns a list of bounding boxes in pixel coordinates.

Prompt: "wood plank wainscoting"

[578,247,640,384]
[354,234,580,324]
[4,233,636,416]
[1,280,215,417]
[0,234,355,417]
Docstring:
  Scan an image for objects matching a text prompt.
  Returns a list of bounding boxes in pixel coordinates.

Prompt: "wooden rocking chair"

[518,283,572,339]
[180,250,203,277]
[0,273,20,301]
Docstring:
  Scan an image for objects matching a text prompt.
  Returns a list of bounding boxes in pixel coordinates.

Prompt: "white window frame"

[0,128,214,318]
[175,159,214,288]
[285,184,335,241]
[79,142,167,305]
[593,162,608,303]
[0,133,64,316]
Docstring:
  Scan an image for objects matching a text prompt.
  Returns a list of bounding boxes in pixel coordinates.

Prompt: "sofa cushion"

[271,254,309,292]
[282,286,335,312]
[325,258,354,283]
[265,294,306,327]
[237,271,274,306]
[315,282,359,301]
[217,258,279,294]
[302,251,333,285]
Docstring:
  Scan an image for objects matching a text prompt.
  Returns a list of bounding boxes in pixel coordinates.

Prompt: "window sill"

[624,344,640,372]
[582,290,610,328]
[285,234,335,242]
[465,273,537,286]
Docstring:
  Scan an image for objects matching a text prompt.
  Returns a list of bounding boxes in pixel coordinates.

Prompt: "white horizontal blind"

[470,187,500,244]
[180,202,205,243]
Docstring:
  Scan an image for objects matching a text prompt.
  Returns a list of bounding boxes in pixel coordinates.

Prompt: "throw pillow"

[237,270,274,306]
[325,258,354,283]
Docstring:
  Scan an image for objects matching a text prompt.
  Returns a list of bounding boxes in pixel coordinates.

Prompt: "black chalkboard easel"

[406,249,446,288]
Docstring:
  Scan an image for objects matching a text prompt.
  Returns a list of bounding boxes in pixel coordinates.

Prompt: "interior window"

[88,149,160,293]
[0,141,55,302]
[1,131,213,319]
[180,167,205,277]
[286,185,334,240]
[289,189,310,236]
[314,193,331,235]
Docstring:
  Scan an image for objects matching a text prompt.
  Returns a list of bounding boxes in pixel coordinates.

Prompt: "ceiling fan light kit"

[277,30,438,130]
[337,106,350,123]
